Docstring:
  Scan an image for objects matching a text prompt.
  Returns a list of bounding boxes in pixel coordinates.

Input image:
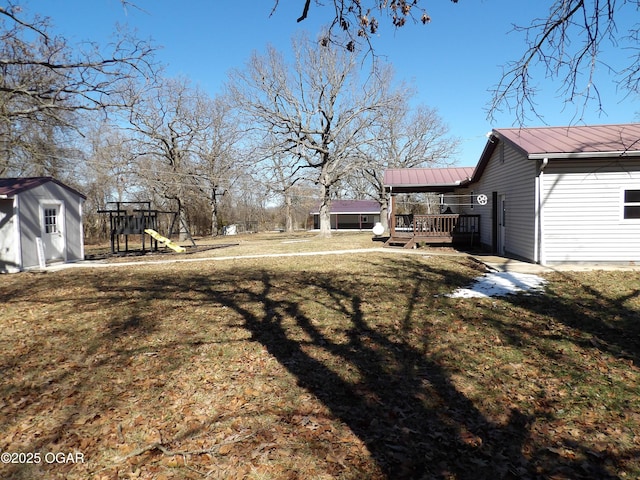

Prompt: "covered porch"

[383,167,480,249]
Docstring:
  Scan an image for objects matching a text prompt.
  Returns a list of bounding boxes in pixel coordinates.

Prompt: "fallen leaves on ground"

[1,251,639,479]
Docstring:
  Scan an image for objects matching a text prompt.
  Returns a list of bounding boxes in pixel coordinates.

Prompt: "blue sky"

[31,0,640,166]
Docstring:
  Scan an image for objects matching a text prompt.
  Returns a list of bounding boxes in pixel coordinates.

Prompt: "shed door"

[41,202,65,262]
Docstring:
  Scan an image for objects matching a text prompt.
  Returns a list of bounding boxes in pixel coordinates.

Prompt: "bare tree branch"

[488,0,634,124]
[271,1,638,125]
[0,3,158,175]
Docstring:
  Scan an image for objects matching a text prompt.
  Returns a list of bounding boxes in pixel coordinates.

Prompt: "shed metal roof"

[494,123,640,159]
[0,177,86,199]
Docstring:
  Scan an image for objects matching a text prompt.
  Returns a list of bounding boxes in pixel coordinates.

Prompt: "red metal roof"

[494,123,640,158]
[0,177,86,199]
[311,199,380,215]
[384,167,475,192]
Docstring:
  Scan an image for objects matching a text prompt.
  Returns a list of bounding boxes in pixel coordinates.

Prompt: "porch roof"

[384,167,475,193]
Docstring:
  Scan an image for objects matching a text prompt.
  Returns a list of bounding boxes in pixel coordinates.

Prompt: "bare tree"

[250,130,310,232]
[124,77,212,241]
[0,3,157,174]
[228,33,401,237]
[191,96,243,236]
[78,121,139,240]
[271,0,452,52]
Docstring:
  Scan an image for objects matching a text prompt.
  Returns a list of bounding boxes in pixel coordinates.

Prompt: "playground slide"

[144,229,186,253]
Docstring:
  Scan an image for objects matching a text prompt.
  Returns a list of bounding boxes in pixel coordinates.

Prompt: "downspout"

[535,158,549,265]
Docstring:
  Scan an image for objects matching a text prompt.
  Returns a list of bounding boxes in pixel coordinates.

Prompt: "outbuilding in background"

[310,199,381,231]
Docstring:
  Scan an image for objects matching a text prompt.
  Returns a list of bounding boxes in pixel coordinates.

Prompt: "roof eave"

[466,134,499,185]
[385,183,469,194]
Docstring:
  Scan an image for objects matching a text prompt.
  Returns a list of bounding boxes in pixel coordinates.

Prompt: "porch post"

[390,195,396,236]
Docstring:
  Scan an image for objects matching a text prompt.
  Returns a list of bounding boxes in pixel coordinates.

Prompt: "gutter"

[528,151,640,160]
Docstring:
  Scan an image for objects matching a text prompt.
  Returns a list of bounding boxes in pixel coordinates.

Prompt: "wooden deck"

[385,214,480,249]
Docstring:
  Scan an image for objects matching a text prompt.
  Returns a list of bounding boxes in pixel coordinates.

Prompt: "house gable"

[461,137,538,260]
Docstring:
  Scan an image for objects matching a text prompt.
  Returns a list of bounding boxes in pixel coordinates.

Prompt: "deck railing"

[392,214,480,243]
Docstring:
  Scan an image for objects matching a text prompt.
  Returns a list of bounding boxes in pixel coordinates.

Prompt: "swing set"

[97,201,195,255]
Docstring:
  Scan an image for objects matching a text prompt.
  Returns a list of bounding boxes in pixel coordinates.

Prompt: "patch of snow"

[446,271,547,298]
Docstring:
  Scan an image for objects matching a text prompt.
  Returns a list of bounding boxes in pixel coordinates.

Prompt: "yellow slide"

[144,229,186,253]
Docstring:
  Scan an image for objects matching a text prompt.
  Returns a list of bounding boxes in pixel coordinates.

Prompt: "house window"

[623,190,640,219]
[44,208,58,233]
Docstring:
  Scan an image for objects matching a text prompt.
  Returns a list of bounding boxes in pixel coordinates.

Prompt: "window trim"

[621,187,640,220]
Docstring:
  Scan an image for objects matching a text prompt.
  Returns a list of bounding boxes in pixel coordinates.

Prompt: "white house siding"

[0,199,20,273]
[542,159,640,263]
[18,182,84,268]
[458,141,538,261]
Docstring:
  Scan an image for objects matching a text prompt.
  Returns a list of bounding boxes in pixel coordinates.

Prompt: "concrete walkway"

[471,254,640,274]
[38,247,640,274]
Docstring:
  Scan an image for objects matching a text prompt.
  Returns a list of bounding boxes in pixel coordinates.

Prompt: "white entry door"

[41,203,65,262]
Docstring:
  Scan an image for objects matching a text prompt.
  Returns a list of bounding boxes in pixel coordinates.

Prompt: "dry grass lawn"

[1,233,639,479]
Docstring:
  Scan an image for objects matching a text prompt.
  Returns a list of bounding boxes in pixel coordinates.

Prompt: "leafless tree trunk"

[191,96,243,237]
[252,140,308,233]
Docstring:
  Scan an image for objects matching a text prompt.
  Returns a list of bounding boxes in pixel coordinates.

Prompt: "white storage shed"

[0,177,86,273]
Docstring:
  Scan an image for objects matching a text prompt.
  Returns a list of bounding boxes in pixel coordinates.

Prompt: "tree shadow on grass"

[191,256,621,479]
[508,271,640,365]
[1,256,633,479]
[445,267,640,479]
